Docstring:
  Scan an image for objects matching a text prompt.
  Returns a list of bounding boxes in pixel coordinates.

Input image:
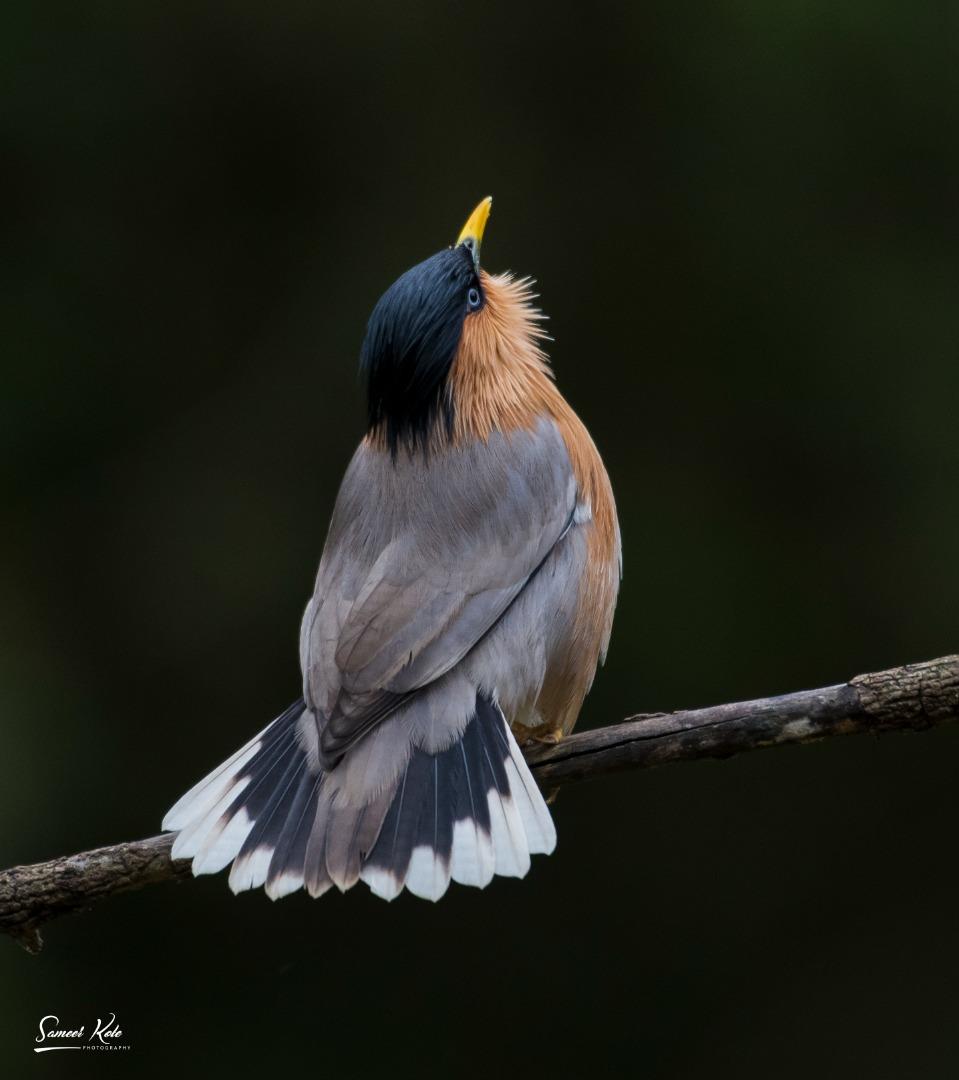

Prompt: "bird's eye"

[467,286,481,311]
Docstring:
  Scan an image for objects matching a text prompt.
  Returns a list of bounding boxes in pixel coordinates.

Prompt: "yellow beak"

[456,196,492,267]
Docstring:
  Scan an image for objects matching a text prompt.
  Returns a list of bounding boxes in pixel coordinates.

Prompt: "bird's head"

[360,197,551,457]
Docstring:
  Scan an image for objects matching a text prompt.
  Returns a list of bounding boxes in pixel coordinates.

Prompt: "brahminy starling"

[163,198,621,901]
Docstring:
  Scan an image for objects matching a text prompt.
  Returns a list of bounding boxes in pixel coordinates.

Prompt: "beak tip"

[456,196,494,253]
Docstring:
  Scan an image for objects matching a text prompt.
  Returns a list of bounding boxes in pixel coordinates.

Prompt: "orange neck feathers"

[450,272,617,555]
[449,272,554,441]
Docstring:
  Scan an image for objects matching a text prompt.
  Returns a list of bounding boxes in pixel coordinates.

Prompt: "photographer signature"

[34,1013,127,1052]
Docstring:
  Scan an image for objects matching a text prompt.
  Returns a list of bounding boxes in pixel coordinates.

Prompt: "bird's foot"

[514,724,565,748]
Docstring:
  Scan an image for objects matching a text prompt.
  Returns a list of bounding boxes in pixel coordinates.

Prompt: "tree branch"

[3,654,957,953]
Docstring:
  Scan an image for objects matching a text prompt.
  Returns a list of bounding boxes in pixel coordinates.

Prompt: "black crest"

[360,245,481,455]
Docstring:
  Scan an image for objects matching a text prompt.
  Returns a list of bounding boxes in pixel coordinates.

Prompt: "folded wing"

[301,416,576,764]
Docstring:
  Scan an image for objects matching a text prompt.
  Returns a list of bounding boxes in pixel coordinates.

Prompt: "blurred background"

[3,1,959,1076]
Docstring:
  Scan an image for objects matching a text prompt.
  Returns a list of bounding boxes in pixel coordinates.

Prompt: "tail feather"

[325,788,392,893]
[163,692,556,903]
[495,727,556,854]
[228,748,309,893]
[163,725,273,834]
[477,721,529,878]
[188,725,301,874]
[303,789,335,897]
[447,742,496,889]
[264,771,322,900]
[167,702,303,867]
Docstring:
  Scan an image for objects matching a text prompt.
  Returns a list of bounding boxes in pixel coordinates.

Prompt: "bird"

[162,197,621,902]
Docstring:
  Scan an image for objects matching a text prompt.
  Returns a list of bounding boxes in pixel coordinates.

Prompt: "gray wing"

[300,416,576,763]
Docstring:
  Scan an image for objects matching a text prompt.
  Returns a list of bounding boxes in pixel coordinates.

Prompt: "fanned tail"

[162,692,556,903]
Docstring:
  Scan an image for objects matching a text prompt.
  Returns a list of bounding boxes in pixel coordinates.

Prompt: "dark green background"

[3,2,959,1076]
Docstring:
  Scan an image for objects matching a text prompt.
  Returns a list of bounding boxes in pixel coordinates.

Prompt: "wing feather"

[303,417,575,763]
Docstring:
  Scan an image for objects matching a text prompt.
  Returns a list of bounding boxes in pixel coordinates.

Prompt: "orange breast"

[539,401,620,735]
